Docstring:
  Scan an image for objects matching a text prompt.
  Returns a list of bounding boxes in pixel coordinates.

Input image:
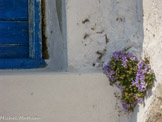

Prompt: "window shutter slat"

[0,21,28,45]
[0,0,28,20]
[0,45,28,58]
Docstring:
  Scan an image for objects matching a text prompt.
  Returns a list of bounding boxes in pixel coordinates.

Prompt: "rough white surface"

[142,0,162,81]
[1,0,162,122]
[0,1,133,122]
[130,0,162,122]
[0,72,129,122]
[66,0,143,71]
[45,0,67,71]
[145,84,162,122]
[143,0,162,121]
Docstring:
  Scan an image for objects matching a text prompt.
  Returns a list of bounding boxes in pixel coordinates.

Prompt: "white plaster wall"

[0,1,132,122]
[45,0,67,71]
[44,0,162,121]
[142,0,162,84]
[130,0,162,122]
[2,0,161,122]
[66,0,143,71]
[0,72,129,122]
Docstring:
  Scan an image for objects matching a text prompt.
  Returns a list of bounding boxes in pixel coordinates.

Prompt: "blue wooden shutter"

[0,0,28,58]
[0,0,45,69]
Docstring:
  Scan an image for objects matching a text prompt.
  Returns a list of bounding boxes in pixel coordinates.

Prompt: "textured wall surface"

[66,0,162,120]
[66,0,143,71]
[142,0,162,83]
[1,0,162,122]
[130,0,162,122]
[0,72,129,122]
[142,0,162,121]
[45,0,68,71]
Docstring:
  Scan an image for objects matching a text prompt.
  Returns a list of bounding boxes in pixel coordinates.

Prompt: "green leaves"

[103,51,155,112]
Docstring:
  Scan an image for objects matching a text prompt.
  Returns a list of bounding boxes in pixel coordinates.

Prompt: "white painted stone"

[130,0,162,121]
[0,72,129,122]
[0,0,162,121]
[45,0,67,71]
[67,0,143,71]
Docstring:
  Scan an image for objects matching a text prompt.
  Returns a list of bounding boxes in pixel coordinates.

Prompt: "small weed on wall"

[103,51,155,112]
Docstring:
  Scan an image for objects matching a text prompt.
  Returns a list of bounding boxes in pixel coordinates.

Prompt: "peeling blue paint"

[0,0,45,69]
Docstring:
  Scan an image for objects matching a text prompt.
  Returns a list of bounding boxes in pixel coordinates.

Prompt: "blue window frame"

[0,0,45,69]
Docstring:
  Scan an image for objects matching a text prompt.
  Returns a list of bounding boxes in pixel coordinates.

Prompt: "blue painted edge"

[35,0,42,60]
[29,0,43,60]
[0,59,46,69]
[33,0,46,67]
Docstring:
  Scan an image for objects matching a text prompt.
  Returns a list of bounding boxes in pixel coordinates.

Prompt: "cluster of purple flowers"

[103,51,154,112]
[131,61,152,92]
[103,51,137,82]
[112,51,137,67]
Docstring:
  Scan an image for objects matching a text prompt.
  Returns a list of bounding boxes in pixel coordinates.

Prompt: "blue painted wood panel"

[0,0,28,20]
[0,45,29,58]
[0,0,45,69]
[0,21,28,44]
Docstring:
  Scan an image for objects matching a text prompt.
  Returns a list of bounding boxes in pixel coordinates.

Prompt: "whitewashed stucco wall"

[0,0,131,122]
[45,0,67,71]
[66,0,162,121]
[67,0,143,71]
[45,0,162,121]
[142,0,162,84]
[0,72,130,122]
[131,0,162,122]
[0,0,161,122]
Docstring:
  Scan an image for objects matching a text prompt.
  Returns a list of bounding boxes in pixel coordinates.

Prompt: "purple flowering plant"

[103,51,155,112]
